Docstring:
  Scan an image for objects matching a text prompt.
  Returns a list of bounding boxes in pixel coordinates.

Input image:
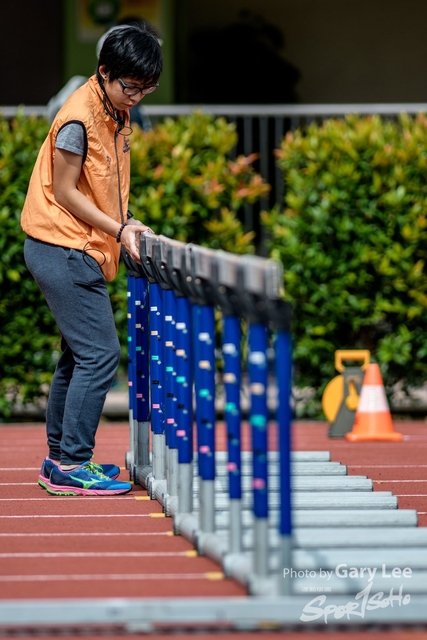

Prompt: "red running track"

[0,419,426,639]
[0,422,246,600]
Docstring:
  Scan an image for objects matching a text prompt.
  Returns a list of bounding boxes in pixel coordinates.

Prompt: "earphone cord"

[82,242,106,269]
[101,92,124,129]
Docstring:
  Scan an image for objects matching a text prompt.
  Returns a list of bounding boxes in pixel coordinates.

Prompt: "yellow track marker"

[205,572,224,581]
[166,531,174,536]
[134,496,151,500]
[150,513,166,518]
[185,550,198,557]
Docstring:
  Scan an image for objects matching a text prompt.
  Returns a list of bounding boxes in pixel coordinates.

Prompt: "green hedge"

[262,113,427,416]
[129,111,268,250]
[4,110,427,419]
[0,113,55,418]
[0,111,268,418]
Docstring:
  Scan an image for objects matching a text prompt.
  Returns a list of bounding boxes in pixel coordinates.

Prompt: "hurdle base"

[173,511,198,543]
[4,595,427,630]
[136,465,153,491]
[196,531,227,562]
[139,472,168,502]
[173,511,278,596]
[152,478,168,503]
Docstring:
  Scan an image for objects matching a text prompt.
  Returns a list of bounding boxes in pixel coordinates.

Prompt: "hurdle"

[122,235,427,603]
[122,234,294,595]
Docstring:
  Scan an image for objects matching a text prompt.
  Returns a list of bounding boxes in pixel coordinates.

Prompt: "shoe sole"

[45,482,132,496]
[38,472,120,490]
[38,476,49,490]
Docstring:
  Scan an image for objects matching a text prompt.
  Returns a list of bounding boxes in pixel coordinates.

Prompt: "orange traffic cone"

[345,363,402,442]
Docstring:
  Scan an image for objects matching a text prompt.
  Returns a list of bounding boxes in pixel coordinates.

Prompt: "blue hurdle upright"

[123,235,293,596]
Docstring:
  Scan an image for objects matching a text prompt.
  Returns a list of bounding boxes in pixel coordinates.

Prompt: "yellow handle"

[345,380,360,411]
[335,349,370,373]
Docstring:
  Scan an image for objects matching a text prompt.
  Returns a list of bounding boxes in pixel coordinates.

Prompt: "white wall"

[186,0,427,103]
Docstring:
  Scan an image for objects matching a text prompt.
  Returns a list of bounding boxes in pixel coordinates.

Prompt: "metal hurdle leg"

[248,322,269,582]
[149,282,166,489]
[222,314,243,553]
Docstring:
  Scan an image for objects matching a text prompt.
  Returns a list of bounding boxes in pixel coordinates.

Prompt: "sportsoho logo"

[282,564,412,623]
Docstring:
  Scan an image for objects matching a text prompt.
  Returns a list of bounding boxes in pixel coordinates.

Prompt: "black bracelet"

[116,222,127,243]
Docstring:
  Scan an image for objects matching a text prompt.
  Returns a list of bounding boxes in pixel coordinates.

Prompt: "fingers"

[125,219,154,234]
[120,225,142,263]
[120,224,155,263]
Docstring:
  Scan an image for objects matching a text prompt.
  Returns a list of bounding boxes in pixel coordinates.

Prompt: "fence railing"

[122,233,293,596]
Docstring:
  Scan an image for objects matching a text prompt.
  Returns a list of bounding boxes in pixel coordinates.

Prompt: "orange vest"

[21,75,131,282]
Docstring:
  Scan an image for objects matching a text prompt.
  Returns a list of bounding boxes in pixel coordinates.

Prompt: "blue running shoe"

[45,461,131,496]
[38,457,120,490]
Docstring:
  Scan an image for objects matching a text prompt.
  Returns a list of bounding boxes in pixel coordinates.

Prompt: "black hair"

[97,24,162,85]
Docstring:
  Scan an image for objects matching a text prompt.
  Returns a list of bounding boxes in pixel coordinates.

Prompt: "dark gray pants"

[24,237,121,465]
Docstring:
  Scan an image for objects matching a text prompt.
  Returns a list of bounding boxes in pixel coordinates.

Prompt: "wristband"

[116,222,127,243]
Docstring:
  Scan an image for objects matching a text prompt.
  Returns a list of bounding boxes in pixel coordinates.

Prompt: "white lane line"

[0,552,192,558]
[0,449,45,452]
[0,573,221,582]
[349,465,427,468]
[0,497,136,501]
[0,514,154,518]
[373,479,427,482]
[0,483,40,486]
[389,492,427,496]
[0,532,168,537]
[3,464,427,472]
[0,448,127,453]
[0,468,39,471]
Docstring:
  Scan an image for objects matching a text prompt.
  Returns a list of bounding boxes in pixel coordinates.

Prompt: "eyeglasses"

[117,77,159,96]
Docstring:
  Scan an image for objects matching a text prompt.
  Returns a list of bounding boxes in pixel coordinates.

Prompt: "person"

[21,24,163,496]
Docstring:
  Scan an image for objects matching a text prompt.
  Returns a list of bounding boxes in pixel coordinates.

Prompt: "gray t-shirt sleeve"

[55,122,86,156]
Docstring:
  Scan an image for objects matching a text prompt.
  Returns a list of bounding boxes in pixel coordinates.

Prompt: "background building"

[1,0,427,107]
